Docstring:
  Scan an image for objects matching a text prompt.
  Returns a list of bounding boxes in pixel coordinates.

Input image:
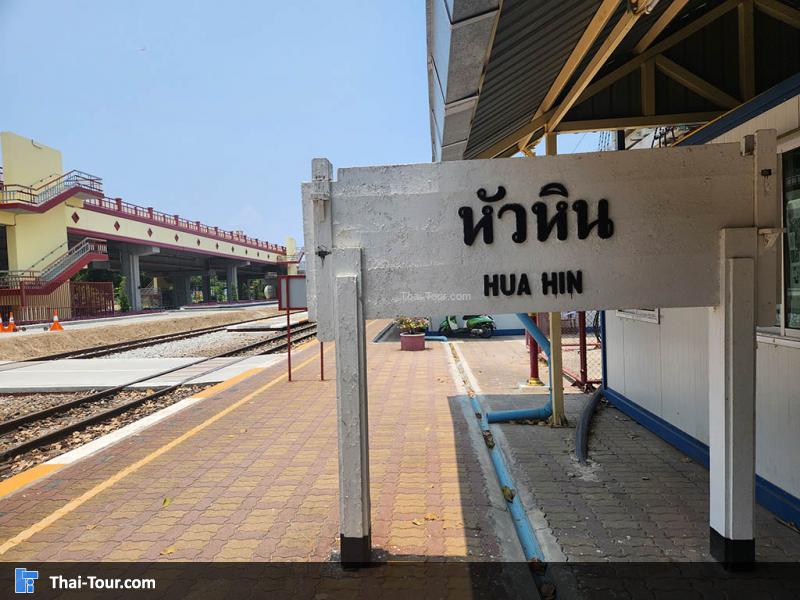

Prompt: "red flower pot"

[400,332,426,351]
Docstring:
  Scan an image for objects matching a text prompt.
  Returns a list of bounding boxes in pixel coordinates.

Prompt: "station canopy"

[427,0,800,161]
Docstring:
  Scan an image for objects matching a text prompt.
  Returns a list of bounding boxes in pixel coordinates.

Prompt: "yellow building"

[0,132,292,321]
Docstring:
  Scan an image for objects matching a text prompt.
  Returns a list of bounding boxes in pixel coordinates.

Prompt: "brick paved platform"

[454,337,800,563]
[0,322,522,566]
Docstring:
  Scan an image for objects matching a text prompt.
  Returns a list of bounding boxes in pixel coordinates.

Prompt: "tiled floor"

[455,337,800,563]
[0,323,517,565]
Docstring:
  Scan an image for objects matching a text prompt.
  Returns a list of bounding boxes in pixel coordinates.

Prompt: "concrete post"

[545,132,567,425]
[120,250,142,312]
[201,274,212,303]
[708,228,757,569]
[226,265,239,302]
[173,274,192,307]
[333,248,371,565]
[119,245,159,312]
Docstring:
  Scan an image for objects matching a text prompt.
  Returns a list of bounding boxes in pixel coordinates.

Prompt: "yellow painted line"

[0,344,329,556]
[0,464,64,500]
[192,367,265,398]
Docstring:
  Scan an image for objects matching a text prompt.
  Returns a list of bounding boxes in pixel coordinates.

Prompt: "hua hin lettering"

[484,271,583,297]
[458,183,614,246]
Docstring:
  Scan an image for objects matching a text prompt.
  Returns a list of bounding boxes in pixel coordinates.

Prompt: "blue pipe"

[469,395,544,561]
[487,405,551,423]
[425,335,448,342]
[486,313,554,423]
[515,312,550,356]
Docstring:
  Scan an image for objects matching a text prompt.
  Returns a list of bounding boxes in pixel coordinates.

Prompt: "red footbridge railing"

[0,238,108,292]
[0,170,103,206]
[1,169,286,256]
[83,196,286,254]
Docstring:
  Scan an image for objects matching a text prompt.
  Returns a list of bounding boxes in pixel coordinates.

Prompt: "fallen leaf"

[411,518,424,526]
[159,545,176,556]
[423,513,438,521]
[501,486,515,502]
[162,497,172,508]
[85,524,96,530]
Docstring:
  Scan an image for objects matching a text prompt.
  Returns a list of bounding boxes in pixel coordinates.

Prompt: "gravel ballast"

[0,385,209,480]
[101,330,277,359]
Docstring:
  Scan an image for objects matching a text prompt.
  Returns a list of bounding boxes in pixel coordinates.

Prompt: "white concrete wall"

[606,95,800,499]
[608,307,800,498]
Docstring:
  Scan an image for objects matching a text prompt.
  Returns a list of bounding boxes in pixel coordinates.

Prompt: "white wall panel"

[755,342,800,497]
[658,308,709,443]
[620,317,662,417]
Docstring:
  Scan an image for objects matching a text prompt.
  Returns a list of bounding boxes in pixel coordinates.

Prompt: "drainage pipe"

[425,335,448,342]
[485,313,553,424]
[469,394,544,562]
[575,387,605,464]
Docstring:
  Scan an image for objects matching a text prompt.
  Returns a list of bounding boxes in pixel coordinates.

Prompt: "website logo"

[14,568,38,594]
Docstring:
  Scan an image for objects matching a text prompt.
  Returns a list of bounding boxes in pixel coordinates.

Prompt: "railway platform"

[0,325,797,597]
[0,321,521,565]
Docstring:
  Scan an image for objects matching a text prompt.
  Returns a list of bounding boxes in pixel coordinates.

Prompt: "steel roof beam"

[634,0,691,53]
[517,0,622,152]
[477,0,741,158]
[655,55,741,109]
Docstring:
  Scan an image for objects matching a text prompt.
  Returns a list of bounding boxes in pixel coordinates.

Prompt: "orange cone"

[2,312,17,333]
[49,309,64,332]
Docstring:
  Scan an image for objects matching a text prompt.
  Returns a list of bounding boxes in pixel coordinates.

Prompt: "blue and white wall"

[605,89,800,523]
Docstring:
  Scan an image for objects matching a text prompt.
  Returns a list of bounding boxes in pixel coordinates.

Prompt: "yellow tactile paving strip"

[0,323,508,562]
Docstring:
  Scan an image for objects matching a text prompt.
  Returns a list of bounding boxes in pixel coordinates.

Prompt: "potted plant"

[396,316,428,351]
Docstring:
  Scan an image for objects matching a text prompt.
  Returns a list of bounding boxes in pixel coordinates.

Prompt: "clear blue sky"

[1,1,600,246]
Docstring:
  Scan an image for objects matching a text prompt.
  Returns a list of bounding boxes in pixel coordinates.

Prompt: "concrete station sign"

[304,140,777,340]
[301,132,780,565]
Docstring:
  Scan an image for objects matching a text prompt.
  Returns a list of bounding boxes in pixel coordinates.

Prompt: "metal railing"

[0,238,107,289]
[40,238,107,282]
[83,196,287,254]
[0,170,103,206]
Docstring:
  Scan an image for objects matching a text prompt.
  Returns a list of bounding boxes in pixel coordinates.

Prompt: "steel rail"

[0,324,317,461]
[0,311,291,371]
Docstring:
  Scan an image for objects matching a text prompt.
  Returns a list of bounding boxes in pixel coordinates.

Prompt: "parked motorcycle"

[438,315,495,338]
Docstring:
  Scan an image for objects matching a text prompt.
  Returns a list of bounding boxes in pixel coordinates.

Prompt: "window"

[783,148,800,329]
[616,308,660,324]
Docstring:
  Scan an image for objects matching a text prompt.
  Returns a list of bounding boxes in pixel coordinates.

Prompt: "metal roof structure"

[427,0,800,161]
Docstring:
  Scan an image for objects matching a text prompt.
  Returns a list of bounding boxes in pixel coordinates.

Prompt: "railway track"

[0,311,295,371]
[0,323,317,466]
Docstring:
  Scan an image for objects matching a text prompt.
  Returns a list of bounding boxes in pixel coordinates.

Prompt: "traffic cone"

[49,309,64,332]
[2,312,17,333]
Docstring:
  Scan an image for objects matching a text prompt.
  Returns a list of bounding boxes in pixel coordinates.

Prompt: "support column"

[201,274,212,303]
[173,274,192,307]
[333,248,371,565]
[545,132,567,425]
[226,265,239,302]
[120,251,142,312]
[119,245,159,312]
[708,228,757,569]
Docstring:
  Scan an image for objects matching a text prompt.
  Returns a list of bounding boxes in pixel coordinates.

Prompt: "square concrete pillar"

[120,251,142,312]
[708,229,758,570]
[201,274,212,303]
[226,265,239,302]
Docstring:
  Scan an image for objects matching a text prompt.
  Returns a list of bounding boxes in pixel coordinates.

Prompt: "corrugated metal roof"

[430,0,800,160]
[463,0,601,159]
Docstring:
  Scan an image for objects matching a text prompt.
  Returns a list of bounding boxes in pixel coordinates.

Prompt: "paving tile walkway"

[0,323,520,565]
[455,337,800,563]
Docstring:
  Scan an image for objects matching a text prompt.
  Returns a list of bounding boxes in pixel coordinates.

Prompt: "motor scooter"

[438,315,495,338]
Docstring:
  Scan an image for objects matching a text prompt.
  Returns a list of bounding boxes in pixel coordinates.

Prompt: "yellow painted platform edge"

[0,341,331,556]
[193,367,265,398]
[0,367,265,501]
[0,464,64,500]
